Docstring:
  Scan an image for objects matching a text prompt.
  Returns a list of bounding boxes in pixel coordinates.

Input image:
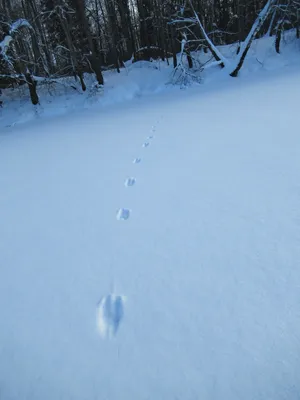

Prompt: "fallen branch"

[230,0,276,76]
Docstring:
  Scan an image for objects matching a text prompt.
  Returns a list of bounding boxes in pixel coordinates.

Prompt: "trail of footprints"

[97,119,161,339]
[116,122,158,222]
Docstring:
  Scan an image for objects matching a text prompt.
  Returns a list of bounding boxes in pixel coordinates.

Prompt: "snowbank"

[1,31,300,130]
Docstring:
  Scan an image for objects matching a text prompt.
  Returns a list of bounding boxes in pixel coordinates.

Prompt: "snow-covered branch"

[171,35,202,87]
[187,0,229,68]
[230,0,276,76]
[9,19,32,35]
[0,36,13,56]
[0,19,33,62]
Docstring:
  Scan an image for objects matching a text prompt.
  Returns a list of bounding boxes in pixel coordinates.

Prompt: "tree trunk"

[74,0,104,84]
[170,25,177,68]
[104,0,122,72]
[275,23,282,53]
[296,8,300,38]
[78,71,86,91]
[25,72,39,105]
[186,48,193,68]
[267,5,277,36]
[237,0,246,54]
[116,0,134,60]
[25,0,54,74]
[58,9,78,77]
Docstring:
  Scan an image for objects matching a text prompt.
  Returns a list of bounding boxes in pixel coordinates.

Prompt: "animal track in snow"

[147,135,154,140]
[116,208,130,220]
[96,294,125,338]
[143,142,150,148]
[133,158,141,164]
[125,177,136,187]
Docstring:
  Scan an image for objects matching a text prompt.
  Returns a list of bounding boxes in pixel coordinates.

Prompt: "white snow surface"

[1,36,300,399]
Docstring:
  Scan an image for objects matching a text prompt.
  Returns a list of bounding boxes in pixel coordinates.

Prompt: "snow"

[0,35,13,53]
[9,19,32,35]
[0,19,32,60]
[0,35,13,62]
[1,31,300,130]
[1,35,300,399]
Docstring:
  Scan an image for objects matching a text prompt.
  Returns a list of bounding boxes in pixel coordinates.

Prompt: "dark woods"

[0,0,299,103]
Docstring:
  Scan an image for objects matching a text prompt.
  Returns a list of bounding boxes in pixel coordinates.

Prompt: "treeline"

[1,0,300,103]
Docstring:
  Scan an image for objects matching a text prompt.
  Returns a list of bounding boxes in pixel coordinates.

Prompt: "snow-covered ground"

[1,35,300,400]
[1,31,300,130]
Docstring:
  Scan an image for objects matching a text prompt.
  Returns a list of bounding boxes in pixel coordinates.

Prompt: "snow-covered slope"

[0,58,300,399]
[1,31,300,130]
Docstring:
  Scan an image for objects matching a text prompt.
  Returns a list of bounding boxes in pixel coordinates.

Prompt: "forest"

[1,0,299,104]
